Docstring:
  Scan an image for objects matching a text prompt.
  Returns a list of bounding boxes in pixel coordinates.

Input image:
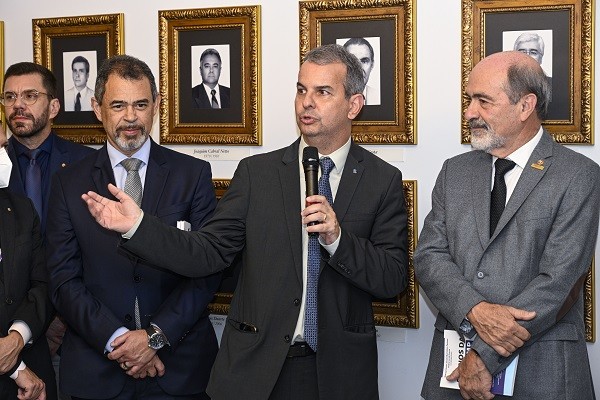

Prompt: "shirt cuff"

[9,321,32,344]
[122,211,144,239]
[319,228,341,255]
[9,361,26,380]
[105,327,129,353]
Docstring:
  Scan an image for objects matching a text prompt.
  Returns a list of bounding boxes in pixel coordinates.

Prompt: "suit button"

[5,298,12,305]
[293,298,300,306]
[125,314,132,322]
[477,271,484,279]
[284,335,291,343]
[134,275,141,283]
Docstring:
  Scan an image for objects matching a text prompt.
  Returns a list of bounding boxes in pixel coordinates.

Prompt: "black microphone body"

[302,146,319,228]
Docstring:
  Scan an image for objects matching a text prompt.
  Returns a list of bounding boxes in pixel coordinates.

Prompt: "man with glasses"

[1,62,95,400]
[513,32,545,65]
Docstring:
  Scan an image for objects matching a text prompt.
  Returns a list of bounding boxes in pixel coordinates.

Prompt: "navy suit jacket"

[0,189,56,399]
[46,139,220,398]
[192,84,231,108]
[7,132,95,233]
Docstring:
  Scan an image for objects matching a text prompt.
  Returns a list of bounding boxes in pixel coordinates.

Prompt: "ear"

[91,97,103,122]
[48,97,60,119]
[347,93,365,120]
[519,93,537,121]
[152,94,162,116]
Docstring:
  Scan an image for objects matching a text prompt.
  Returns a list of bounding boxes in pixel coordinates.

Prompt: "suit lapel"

[334,143,363,226]
[92,147,117,199]
[140,140,168,215]
[471,151,494,246]
[7,138,25,196]
[280,140,303,284]
[491,131,553,240]
[0,191,15,288]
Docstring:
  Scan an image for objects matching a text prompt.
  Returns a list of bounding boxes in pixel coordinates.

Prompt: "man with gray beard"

[45,55,220,399]
[415,51,598,399]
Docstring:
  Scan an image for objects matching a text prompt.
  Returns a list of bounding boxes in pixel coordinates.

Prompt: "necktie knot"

[320,157,335,177]
[211,89,216,96]
[25,148,42,163]
[494,158,515,178]
[120,158,143,172]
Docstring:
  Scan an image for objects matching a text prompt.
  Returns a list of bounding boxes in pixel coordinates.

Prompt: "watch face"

[147,328,166,350]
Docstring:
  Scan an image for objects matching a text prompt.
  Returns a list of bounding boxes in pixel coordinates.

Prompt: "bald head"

[472,51,551,120]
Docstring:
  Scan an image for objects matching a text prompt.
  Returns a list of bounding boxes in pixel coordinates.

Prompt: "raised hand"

[81,183,141,233]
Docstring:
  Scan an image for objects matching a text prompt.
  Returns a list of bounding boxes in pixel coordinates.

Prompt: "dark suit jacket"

[0,189,56,399]
[46,139,220,398]
[7,132,96,233]
[192,84,231,109]
[415,131,599,399]
[122,139,409,400]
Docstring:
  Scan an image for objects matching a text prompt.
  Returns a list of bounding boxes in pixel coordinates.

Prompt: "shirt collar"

[12,132,53,157]
[494,126,543,169]
[107,137,151,168]
[298,136,351,174]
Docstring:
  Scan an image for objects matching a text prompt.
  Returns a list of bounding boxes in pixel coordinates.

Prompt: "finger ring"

[323,213,327,222]
[121,362,129,370]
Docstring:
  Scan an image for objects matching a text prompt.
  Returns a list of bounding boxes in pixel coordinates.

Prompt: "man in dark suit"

[46,55,220,399]
[191,48,231,109]
[0,124,50,400]
[2,61,95,400]
[82,44,408,400]
[415,51,599,399]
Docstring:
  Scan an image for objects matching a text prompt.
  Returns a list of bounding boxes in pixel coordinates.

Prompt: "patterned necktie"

[121,158,144,329]
[211,89,220,109]
[490,158,516,236]
[24,148,43,220]
[304,157,335,351]
[75,92,81,112]
[120,158,143,207]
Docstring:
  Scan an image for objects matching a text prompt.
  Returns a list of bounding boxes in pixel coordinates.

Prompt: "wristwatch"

[145,324,168,350]
[459,319,477,340]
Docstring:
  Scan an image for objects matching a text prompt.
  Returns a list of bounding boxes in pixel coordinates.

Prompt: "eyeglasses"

[517,49,542,57]
[0,89,53,107]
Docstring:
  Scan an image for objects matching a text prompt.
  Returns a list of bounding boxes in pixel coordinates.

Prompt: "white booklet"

[440,329,519,396]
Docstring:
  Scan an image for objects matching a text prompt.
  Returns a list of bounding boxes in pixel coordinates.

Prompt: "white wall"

[1,1,598,398]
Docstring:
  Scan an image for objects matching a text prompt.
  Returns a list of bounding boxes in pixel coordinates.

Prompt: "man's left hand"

[107,330,156,375]
[446,350,494,400]
[302,194,339,245]
[0,331,24,374]
[15,367,46,400]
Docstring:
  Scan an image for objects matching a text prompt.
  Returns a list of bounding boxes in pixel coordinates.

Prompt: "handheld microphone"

[302,146,319,228]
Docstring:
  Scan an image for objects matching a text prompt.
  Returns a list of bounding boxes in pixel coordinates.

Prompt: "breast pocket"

[156,201,191,225]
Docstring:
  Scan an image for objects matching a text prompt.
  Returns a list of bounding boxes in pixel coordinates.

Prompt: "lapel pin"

[531,160,544,170]
[61,163,67,168]
[7,207,11,212]
[353,168,357,174]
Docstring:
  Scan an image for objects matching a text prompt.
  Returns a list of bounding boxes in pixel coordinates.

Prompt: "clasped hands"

[108,330,165,379]
[447,302,536,400]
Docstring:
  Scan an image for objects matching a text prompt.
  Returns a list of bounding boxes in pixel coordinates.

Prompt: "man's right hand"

[468,302,536,357]
[81,183,141,233]
[15,367,46,400]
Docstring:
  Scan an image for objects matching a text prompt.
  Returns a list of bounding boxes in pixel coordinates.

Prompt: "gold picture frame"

[158,6,261,145]
[0,21,4,128]
[32,13,124,144]
[208,179,419,329]
[585,260,595,342]
[461,0,593,144]
[299,0,416,145]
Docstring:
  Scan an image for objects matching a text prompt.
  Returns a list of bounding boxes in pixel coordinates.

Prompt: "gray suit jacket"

[415,131,599,399]
[121,139,408,399]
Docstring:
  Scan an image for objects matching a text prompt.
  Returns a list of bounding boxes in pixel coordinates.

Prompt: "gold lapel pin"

[531,159,544,170]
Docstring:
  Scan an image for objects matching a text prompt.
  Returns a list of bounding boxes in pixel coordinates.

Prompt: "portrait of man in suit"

[81,44,408,400]
[63,55,95,112]
[191,47,231,109]
[2,61,96,400]
[415,51,599,399]
[0,124,50,400]
[341,37,381,106]
[46,55,219,399]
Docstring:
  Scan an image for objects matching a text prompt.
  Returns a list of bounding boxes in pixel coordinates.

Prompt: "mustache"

[117,124,145,133]
[9,109,33,120]
[468,118,489,130]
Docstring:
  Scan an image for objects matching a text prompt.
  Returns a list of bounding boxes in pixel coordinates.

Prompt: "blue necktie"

[25,148,43,221]
[304,157,334,351]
